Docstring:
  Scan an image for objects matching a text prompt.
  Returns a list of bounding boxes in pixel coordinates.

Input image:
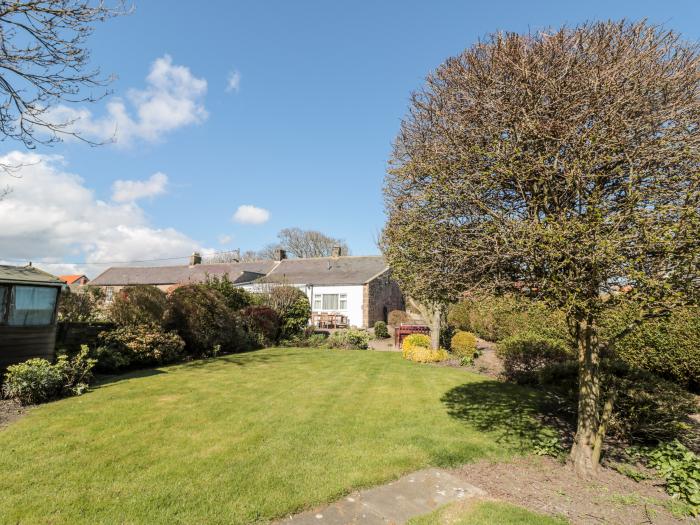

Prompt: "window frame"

[313,293,349,312]
[0,284,9,324]
[6,284,60,327]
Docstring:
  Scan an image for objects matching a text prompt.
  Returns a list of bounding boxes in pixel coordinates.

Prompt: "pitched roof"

[260,256,388,286]
[59,274,88,284]
[89,261,277,286]
[0,265,64,286]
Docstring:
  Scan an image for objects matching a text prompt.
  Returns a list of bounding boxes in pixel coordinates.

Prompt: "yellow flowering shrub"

[450,330,477,358]
[401,333,449,362]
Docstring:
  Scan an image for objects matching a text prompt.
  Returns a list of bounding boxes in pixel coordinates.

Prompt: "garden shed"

[0,264,64,368]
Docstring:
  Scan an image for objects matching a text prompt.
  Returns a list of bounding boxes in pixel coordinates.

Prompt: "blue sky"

[2,0,699,276]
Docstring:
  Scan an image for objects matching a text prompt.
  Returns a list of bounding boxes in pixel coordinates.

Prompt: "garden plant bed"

[0,398,25,429]
[452,456,694,524]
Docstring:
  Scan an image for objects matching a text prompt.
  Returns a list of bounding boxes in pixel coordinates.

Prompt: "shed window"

[8,285,58,326]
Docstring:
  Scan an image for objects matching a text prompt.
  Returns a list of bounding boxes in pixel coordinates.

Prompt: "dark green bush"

[373,321,389,339]
[203,274,255,311]
[448,294,567,342]
[96,325,186,371]
[326,329,370,350]
[57,287,105,322]
[535,359,697,445]
[2,346,96,405]
[239,306,280,347]
[497,331,572,383]
[164,285,246,356]
[108,285,168,327]
[264,286,311,338]
[603,305,700,391]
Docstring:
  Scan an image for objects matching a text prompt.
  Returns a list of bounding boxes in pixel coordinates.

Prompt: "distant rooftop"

[260,256,388,286]
[0,265,64,286]
[89,260,277,286]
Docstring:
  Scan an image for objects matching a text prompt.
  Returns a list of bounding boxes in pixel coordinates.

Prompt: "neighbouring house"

[90,249,404,328]
[0,264,64,368]
[89,253,278,303]
[240,248,404,328]
[59,274,90,286]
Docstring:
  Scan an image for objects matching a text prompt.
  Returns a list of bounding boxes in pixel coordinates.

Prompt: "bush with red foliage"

[240,306,280,347]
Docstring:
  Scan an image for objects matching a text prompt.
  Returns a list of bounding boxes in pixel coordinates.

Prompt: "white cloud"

[47,55,208,146]
[111,172,168,203]
[226,70,241,93]
[0,151,203,277]
[218,234,233,244]
[232,205,269,225]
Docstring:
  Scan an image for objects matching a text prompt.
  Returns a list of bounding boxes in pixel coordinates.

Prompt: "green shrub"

[97,325,186,371]
[264,286,311,338]
[281,331,328,348]
[203,275,254,311]
[387,310,410,327]
[450,331,477,359]
[401,333,450,362]
[373,321,389,339]
[2,359,64,405]
[239,306,280,347]
[642,440,700,516]
[603,305,700,391]
[108,285,168,327]
[164,285,246,357]
[327,329,370,350]
[57,287,105,322]
[497,332,572,383]
[535,360,697,445]
[447,294,567,342]
[2,346,96,405]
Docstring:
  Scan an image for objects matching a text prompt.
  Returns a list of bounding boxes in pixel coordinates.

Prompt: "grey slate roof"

[260,256,388,286]
[89,261,277,286]
[0,265,64,286]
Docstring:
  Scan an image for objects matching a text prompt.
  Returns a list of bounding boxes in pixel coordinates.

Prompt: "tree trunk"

[569,316,602,477]
[430,308,441,350]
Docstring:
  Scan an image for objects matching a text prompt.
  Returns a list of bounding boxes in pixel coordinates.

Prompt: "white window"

[8,285,58,326]
[314,293,348,311]
[105,287,114,303]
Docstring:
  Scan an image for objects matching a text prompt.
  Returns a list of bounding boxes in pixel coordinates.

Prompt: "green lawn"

[0,348,546,524]
[408,501,569,525]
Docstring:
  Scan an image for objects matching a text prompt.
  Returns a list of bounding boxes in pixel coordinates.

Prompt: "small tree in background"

[263,285,311,338]
[203,274,254,311]
[108,285,168,327]
[383,21,700,476]
[58,286,105,322]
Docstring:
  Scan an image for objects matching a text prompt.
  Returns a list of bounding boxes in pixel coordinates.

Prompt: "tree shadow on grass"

[94,368,166,388]
[441,380,572,452]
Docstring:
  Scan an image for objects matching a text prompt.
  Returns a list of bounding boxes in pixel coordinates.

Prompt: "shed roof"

[0,265,64,286]
[260,256,388,286]
[89,261,277,286]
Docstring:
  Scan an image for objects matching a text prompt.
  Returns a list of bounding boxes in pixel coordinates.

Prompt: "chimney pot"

[331,246,342,258]
[274,248,287,261]
[189,252,202,265]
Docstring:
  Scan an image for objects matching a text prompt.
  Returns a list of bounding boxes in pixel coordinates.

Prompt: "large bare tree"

[0,1,125,154]
[383,21,700,476]
[277,227,349,258]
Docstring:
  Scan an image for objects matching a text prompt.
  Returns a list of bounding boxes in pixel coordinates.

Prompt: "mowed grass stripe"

[0,348,538,524]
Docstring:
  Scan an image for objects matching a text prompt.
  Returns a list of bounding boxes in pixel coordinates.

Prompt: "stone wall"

[363,271,404,328]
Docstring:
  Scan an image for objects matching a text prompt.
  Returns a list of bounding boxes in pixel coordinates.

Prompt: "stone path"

[275,468,486,524]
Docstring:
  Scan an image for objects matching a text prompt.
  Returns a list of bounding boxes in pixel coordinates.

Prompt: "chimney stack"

[331,246,342,258]
[189,252,202,265]
[274,248,287,261]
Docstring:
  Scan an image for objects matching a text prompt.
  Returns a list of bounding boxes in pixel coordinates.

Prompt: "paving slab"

[275,468,486,525]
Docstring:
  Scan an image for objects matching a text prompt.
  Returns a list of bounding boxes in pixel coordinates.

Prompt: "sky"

[1,0,700,277]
